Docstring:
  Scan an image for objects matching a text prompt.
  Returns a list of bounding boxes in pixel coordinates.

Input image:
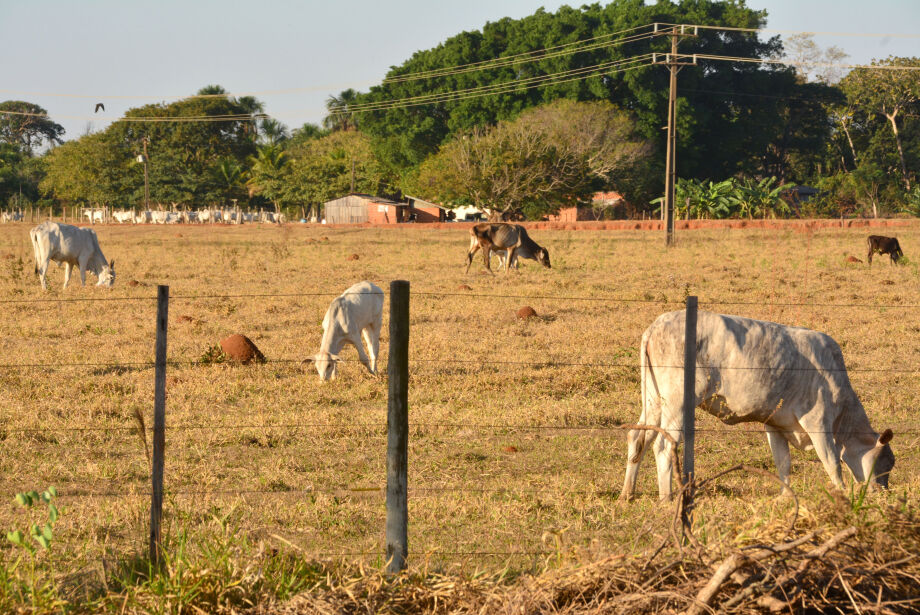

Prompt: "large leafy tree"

[840,57,920,191]
[412,100,652,218]
[40,132,134,206]
[352,0,786,186]
[93,86,262,206]
[0,101,65,154]
[285,130,392,211]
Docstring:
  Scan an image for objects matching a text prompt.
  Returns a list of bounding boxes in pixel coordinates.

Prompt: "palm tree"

[323,89,359,132]
[247,144,289,207]
[259,118,290,145]
[237,96,266,140]
[211,158,247,206]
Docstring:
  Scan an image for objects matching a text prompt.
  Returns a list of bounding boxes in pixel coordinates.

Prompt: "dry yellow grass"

[0,221,918,610]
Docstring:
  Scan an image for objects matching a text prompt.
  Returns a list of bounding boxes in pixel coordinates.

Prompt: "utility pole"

[653,25,697,246]
[140,137,150,211]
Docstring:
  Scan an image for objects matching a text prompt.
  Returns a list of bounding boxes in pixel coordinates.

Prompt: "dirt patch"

[457,284,473,291]
[219,334,266,364]
[845,256,863,264]
[346,254,360,261]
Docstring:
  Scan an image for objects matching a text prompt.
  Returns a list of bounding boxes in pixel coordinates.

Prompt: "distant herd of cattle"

[99,208,286,225]
[18,219,904,497]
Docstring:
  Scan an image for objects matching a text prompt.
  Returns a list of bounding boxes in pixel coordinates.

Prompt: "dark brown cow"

[465,223,550,274]
[867,235,903,266]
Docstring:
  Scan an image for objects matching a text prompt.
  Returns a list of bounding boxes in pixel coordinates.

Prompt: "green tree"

[210,157,248,207]
[247,144,290,210]
[0,101,65,154]
[286,130,391,213]
[101,86,262,206]
[323,89,360,132]
[40,132,133,207]
[413,100,652,219]
[353,0,785,188]
[841,57,920,191]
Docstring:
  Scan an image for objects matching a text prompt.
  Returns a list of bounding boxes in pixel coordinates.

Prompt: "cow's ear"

[328,354,341,362]
[879,428,893,446]
[301,356,315,365]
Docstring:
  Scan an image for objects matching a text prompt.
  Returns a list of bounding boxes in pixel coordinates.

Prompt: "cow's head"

[537,248,551,269]
[97,259,116,287]
[871,428,895,489]
[304,351,340,381]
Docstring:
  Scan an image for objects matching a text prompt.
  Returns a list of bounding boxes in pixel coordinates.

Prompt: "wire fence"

[0,285,915,568]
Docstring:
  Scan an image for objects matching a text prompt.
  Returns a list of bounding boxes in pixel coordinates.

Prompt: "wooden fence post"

[386,280,410,574]
[150,285,169,564]
[681,296,698,532]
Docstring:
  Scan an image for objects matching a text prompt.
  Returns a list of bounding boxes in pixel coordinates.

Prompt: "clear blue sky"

[1,0,918,143]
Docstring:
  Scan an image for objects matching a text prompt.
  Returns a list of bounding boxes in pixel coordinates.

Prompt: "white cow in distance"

[83,208,105,223]
[30,221,116,290]
[150,211,179,224]
[620,310,894,500]
[305,281,384,381]
[112,211,135,224]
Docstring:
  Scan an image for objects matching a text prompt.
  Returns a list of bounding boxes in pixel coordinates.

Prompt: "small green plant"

[7,487,59,553]
[4,487,61,609]
[198,344,228,365]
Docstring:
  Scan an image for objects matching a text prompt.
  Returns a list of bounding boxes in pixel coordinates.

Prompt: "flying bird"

[94,103,105,113]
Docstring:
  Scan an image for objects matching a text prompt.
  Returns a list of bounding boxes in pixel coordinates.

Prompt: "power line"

[381,27,662,84]
[686,23,920,39]
[687,53,920,72]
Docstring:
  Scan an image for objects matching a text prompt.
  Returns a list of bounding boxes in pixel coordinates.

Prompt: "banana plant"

[737,177,795,219]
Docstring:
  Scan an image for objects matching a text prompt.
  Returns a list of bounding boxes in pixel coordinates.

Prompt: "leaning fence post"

[386,280,410,574]
[681,296,698,531]
[150,285,169,565]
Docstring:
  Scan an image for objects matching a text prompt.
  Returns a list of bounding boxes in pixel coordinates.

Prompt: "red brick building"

[406,196,446,223]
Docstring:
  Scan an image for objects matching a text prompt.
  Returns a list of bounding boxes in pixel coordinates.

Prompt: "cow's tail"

[29,227,42,275]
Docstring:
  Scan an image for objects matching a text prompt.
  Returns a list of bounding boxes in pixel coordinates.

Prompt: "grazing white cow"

[305,281,384,381]
[1,212,23,223]
[30,221,116,290]
[620,310,894,500]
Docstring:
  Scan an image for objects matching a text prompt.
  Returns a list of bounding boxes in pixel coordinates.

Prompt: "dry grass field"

[0,220,918,612]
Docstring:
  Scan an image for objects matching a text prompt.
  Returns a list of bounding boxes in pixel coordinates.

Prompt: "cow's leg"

[800,394,845,490]
[38,259,49,290]
[465,235,481,273]
[481,244,494,274]
[62,262,73,288]
[350,334,373,374]
[77,257,88,286]
[620,427,656,501]
[361,324,380,375]
[765,425,794,495]
[504,248,516,273]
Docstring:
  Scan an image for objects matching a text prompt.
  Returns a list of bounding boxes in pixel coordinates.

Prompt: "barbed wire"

[2,421,914,438]
[2,355,920,373]
[1,287,919,309]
